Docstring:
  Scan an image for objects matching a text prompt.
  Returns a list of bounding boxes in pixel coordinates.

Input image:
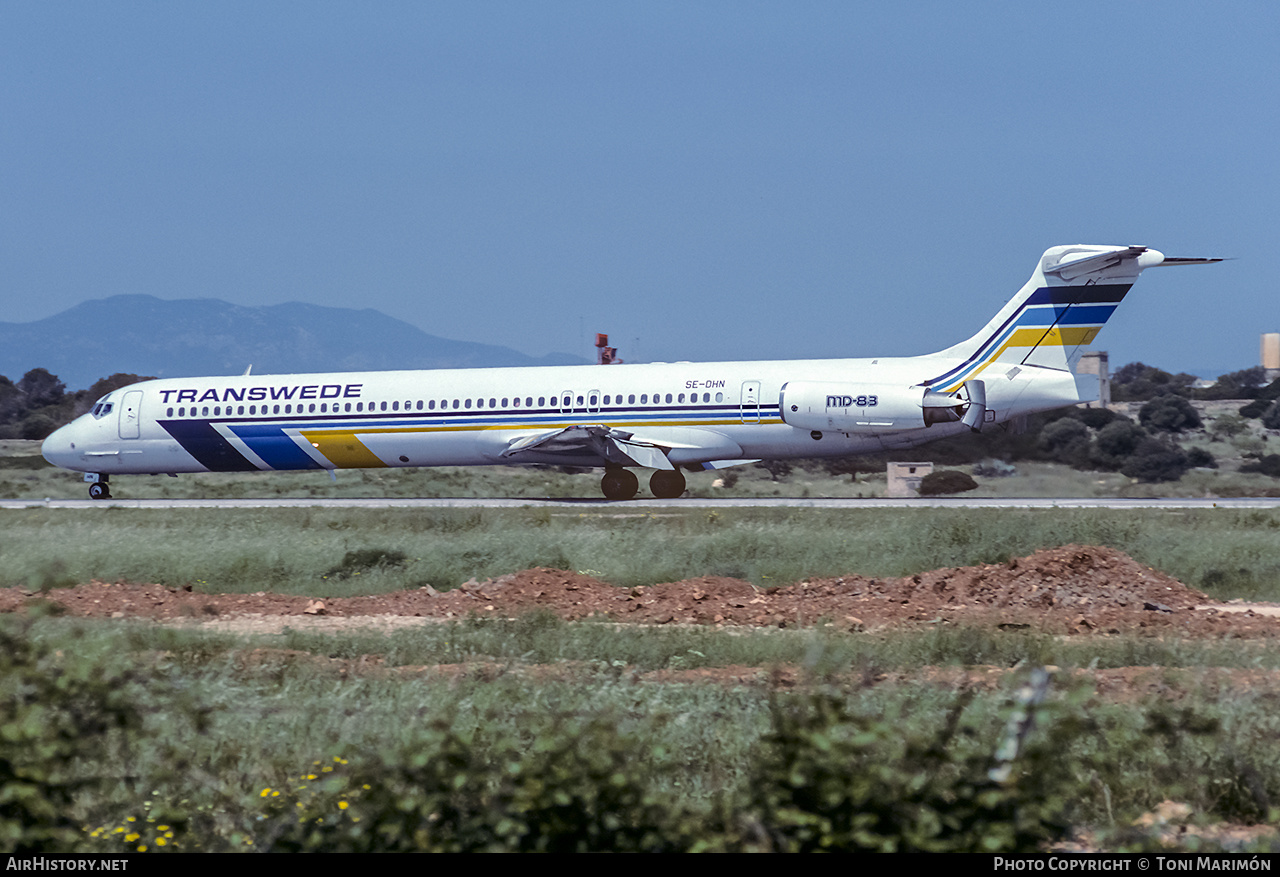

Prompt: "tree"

[1092,419,1146,470]
[1206,367,1267,400]
[1139,395,1201,433]
[1111,363,1195,402]
[16,368,65,408]
[1121,438,1189,483]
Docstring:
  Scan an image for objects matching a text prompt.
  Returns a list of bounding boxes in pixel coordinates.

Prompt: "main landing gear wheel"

[88,483,111,500]
[649,469,686,499]
[600,468,639,501]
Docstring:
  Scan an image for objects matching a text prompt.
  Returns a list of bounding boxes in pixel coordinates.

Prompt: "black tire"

[88,482,111,500]
[649,469,686,499]
[601,469,639,501]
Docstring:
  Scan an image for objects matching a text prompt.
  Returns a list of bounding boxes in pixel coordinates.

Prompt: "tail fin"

[925,245,1218,392]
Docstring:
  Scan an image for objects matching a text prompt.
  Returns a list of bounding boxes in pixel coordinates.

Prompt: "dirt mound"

[2,545,1276,637]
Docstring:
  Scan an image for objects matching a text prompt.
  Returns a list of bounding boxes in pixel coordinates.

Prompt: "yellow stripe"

[943,326,1102,392]
[299,430,387,468]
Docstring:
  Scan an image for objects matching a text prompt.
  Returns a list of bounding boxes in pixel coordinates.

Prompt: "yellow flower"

[338,801,348,810]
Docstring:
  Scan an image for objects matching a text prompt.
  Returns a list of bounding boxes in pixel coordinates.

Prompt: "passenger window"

[167,407,173,417]
[501,398,508,407]
[640,394,647,404]
[477,398,484,409]
[489,398,496,408]
[665,393,673,403]
[465,399,472,409]
[513,397,520,408]
[345,403,351,412]
[537,397,544,406]
[178,407,185,417]
[678,393,685,403]
[249,405,256,415]
[238,405,245,415]
[393,401,399,411]
[381,402,387,412]
[453,400,460,409]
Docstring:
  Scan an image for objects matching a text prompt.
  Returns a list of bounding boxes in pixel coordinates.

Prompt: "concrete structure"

[1076,350,1110,408]
[1263,333,1280,383]
[886,462,934,497]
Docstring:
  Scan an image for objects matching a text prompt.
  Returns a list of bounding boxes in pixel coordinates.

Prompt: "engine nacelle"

[779,381,974,434]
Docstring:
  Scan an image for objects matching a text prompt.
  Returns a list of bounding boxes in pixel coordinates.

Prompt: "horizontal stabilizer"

[1150,256,1225,267]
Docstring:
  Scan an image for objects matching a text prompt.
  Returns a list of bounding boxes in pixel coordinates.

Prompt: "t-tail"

[924,245,1220,395]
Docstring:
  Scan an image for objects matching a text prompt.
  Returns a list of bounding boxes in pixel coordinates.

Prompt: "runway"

[4,496,1280,510]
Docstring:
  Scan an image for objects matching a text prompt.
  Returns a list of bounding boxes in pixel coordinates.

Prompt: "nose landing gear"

[86,475,111,500]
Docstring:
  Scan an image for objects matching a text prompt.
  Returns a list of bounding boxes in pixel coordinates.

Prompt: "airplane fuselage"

[42,353,1083,475]
[40,245,1219,499]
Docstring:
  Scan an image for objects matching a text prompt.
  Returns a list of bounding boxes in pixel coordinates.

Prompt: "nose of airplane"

[41,422,81,470]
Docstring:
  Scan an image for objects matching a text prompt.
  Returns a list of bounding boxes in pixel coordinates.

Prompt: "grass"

[4,504,1280,600]
[13,615,1280,851]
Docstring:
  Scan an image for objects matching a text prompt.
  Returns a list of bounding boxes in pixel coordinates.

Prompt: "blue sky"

[2,2,1275,379]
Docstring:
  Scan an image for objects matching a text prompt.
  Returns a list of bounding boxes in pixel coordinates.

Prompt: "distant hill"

[0,295,586,390]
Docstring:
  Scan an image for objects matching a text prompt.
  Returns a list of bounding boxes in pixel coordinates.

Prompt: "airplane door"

[559,390,576,415]
[740,381,761,423]
[118,391,143,439]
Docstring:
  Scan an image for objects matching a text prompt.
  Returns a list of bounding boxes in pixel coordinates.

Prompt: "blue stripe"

[228,424,322,470]
[1025,284,1131,305]
[1015,304,1117,327]
[158,420,257,471]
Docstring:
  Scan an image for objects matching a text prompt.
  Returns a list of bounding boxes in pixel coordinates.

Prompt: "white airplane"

[42,245,1218,501]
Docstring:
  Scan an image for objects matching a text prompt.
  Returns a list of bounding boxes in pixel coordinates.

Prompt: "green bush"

[918,470,979,496]
[1241,454,1280,477]
[1139,395,1202,433]
[262,712,699,852]
[1121,439,1189,483]
[1092,419,1146,470]
[0,617,143,852]
[743,687,1075,852]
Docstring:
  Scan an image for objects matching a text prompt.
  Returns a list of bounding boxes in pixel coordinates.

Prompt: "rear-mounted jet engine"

[779,379,986,434]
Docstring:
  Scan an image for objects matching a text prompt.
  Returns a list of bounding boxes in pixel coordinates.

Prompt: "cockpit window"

[91,401,114,419]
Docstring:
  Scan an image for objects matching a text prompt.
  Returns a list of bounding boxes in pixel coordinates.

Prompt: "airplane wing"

[497,424,748,470]
[500,425,678,470]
